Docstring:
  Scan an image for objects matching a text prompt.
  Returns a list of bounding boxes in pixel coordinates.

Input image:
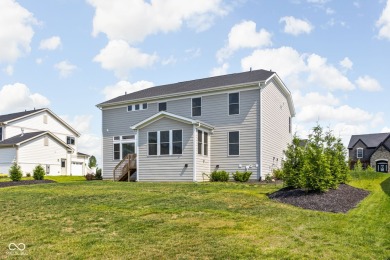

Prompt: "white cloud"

[161,55,177,66]
[381,126,390,133]
[0,0,36,63]
[185,48,201,60]
[39,36,61,50]
[280,16,314,36]
[306,54,355,91]
[93,40,158,79]
[293,91,340,108]
[61,114,101,163]
[36,58,43,64]
[241,47,355,91]
[54,60,77,78]
[102,80,154,100]
[0,83,50,113]
[339,57,353,71]
[4,65,14,76]
[210,63,229,76]
[87,0,227,44]
[376,0,390,40]
[355,75,382,92]
[217,20,272,62]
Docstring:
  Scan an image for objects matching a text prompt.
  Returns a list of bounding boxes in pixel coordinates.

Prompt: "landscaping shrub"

[33,165,45,180]
[88,155,97,168]
[232,171,252,182]
[281,124,349,192]
[272,168,284,180]
[210,170,229,182]
[0,173,7,178]
[95,168,102,180]
[26,173,31,177]
[85,173,94,181]
[350,160,383,180]
[9,162,23,181]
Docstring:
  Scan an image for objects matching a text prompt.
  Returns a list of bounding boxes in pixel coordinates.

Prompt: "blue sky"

[1,0,389,162]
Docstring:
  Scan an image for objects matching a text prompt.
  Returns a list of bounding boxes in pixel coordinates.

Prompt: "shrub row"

[209,170,252,182]
[9,163,45,181]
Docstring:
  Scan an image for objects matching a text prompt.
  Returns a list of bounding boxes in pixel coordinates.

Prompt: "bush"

[88,155,97,168]
[210,170,229,182]
[85,173,95,181]
[26,173,31,177]
[0,173,8,178]
[9,162,23,181]
[232,171,252,182]
[272,168,284,180]
[33,165,45,180]
[95,168,102,180]
[281,124,349,192]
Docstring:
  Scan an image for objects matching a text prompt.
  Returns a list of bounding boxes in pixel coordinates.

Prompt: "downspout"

[259,81,265,180]
[136,129,139,182]
[15,145,19,164]
[192,124,197,182]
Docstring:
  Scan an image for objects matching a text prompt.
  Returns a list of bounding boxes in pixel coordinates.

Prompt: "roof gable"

[0,108,80,137]
[0,131,73,151]
[131,111,214,130]
[98,69,275,107]
[348,133,390,149]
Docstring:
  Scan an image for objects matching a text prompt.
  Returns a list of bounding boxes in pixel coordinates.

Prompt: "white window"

[197,130,209,156]
[229,93,239,115]
[113,135,136,160]
[148,130,182,156]
[67,136,75,145]
[192,97,201,116]
[357,148,363,158]
[228,131,239,155]
[127,103,148,112]
[0,127,2,141]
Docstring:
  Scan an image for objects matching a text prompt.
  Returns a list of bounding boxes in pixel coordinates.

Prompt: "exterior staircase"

[113,153,137,181]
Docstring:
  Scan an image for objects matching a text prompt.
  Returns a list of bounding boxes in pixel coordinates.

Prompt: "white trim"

[357,147,364,159]
[259,85,263,180]
[131,111,214,131]
[197,129,203,155]
[228,92,240,116]
[375,159,388,162]
[193,124,197,182]
[147,129,183,156]
[227,130,240,156]
[265,73,295,116]
[191,97,202,117]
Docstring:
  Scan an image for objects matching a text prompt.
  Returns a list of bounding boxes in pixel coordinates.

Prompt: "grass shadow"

[380,176,390,197]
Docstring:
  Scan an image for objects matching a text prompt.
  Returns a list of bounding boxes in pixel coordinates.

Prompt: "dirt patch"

[268,184,370,213]
[0,180,56,188]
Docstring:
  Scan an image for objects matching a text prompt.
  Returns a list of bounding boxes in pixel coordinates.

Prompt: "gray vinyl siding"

[261,79,292,178]
[138,117,193,181]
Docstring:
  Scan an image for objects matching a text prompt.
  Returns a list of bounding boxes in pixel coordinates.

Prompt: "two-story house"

[0,108,89,176]
[348,132,390,172]
[97,69,295,181]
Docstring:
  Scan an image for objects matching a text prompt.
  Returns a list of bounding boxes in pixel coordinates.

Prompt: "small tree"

[9,162,23,181]
[88,155,97,168]
[33,165,45,180]
[282,135,305,188]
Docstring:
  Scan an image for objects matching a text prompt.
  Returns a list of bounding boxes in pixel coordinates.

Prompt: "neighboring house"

[97,69,295,181]
[348,132,390,173]
[0,108,90,176]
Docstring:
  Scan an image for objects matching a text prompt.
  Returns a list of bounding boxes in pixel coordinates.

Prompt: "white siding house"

[0,109,90,176]
[97,69,295,181]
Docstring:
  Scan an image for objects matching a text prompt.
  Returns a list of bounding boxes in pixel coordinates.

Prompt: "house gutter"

[259,81,266,180]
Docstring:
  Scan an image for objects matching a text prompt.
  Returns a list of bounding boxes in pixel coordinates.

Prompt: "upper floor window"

[192,98,201,116]
[67,136,75,145]
[0,127,2,141]
[159,102,167,112]
[228,131,239,156]
[148,130,182,156]
[357,148,363,158]
[127,103,147,112]
[229,93,239,115]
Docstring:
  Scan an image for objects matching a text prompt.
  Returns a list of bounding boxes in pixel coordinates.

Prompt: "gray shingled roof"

[0,131,45,146]
[348,133,390,149]
[97,69,275,106]
[0,109,44,123]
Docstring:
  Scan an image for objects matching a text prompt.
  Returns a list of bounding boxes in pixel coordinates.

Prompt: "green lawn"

[0,175,389,259]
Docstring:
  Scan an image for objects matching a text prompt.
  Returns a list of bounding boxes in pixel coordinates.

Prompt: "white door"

[71,162,83,176]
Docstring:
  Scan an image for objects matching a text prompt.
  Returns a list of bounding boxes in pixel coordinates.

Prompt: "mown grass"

[0,175,389,259]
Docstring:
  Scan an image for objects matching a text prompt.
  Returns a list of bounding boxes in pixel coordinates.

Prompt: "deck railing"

[113,153,137,181]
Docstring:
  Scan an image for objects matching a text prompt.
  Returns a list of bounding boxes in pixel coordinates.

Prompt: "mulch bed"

[268,184,370,213]
[0,180,56,188]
